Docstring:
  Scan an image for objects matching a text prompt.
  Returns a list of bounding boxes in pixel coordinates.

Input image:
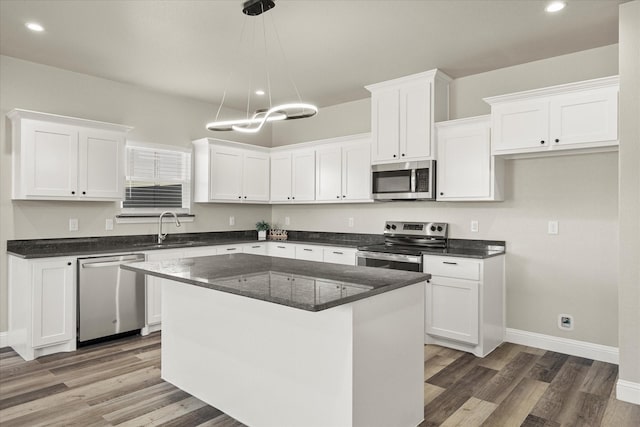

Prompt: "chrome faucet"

[158,211,181,243]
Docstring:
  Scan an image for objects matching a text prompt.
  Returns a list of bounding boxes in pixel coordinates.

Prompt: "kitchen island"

[123,254,428,427]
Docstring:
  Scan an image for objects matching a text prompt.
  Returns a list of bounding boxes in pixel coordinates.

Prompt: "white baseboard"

[505,328,619,364]
[616,379,640,405]
[0,331,7,348]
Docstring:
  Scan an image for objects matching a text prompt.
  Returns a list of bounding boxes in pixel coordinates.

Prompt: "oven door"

[356,251,423,272]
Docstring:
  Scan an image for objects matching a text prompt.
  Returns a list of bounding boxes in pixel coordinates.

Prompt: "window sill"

[115,214,195,224]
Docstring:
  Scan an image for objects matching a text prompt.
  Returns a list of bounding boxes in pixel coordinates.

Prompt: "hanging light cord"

[269,10,304,106]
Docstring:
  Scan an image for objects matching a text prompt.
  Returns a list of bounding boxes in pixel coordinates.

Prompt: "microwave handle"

[410,169,416,193]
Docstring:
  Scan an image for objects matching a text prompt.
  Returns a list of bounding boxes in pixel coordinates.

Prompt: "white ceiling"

[0,0,623,112]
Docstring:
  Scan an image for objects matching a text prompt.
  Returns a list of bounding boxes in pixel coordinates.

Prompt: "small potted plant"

[255,220,270,241]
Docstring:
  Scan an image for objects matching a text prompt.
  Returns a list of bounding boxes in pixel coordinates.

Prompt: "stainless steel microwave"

[371,160,436,201]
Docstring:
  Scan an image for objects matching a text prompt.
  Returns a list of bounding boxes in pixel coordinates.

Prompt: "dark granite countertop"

[6,231,504,259]
[122,254,429,312]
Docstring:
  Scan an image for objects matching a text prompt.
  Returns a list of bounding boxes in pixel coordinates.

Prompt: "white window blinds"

[123,145,191,213]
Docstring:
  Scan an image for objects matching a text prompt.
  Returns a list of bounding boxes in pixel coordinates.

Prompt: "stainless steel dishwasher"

[77,254,146,343]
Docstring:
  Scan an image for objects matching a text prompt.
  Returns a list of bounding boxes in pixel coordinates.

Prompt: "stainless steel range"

[356,221,448,272]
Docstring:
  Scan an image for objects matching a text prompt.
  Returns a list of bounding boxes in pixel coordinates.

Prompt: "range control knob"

[385,224,391,230]
[391,224,397,230]
[430,225,436,232]
[437,226,443,232]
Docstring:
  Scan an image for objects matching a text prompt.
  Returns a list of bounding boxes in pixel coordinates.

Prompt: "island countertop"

[122,253,430,312]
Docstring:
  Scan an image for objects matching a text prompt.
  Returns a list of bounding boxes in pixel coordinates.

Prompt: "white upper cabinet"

[366,69,451,164]
[316,137,372,202]
[270,149,316,203]
[8,109,130,201]
[436,116,503,201]
[485,76,619,157]
[193,138,270,203]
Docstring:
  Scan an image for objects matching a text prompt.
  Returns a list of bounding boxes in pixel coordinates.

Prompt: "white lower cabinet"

[8,255,76,361]
[423,254,505,357]
[143,249,185,334]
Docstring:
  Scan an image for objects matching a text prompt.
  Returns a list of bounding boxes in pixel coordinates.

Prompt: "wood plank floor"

[1,333,638,426]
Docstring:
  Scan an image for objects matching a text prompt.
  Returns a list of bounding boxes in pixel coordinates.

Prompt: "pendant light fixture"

[207,0,318,134]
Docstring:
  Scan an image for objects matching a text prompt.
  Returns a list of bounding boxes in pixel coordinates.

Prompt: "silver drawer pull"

[277,246,286,249]
[443,261,458,265]
[226,248,237,251]
[251,246,260,248]
[332,251,343,255]
[303,248,313,252]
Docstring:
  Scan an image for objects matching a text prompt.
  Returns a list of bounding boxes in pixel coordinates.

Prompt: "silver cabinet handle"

[251,245,261,248]
[443,261,458,265]
[277,246,286,249]
[303,248,313,252]
[332,251,343,255]
[82,256,145,268]
[226,248,237,251]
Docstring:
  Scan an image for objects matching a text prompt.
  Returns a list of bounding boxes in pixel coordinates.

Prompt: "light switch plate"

[229,216,235,226]
[548,220,559,235]
[105,218,114,231]
[348,217,354,227]
[69,218,79,232]
[471,220,479,232]
[285,216,290,226]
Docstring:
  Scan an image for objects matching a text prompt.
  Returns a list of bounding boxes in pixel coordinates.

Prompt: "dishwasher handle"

[81,255,145,268]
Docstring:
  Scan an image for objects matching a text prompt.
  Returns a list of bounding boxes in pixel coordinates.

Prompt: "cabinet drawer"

[423,256,481,280]
[322,247,356,265]
[216,244,242,255]
[243,243,268,255]
[267,242,296,259]
[295,245,323,262]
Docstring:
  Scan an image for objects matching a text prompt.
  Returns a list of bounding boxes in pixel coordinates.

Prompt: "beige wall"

[618,0,640,389]
[272,45,620,346]
[0,55,272,332]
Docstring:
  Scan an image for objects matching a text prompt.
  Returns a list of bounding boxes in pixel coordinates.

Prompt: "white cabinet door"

[342,142,371,201]
[145,249,184,326]
[549,86,618,148]
[23,120,79,198]
[210,146,243,201]
[243,151,270,202]
[292,150,315,201]
[436,118,494,200]
[315,146,342,201]
[270,152,293,202]
[315,280,343,304]
[425,276,479,345]
[371,89,400,162]
[78,129,124,199]
[32,258,75,347]
[491,99,549,153]
[400,80,432,160]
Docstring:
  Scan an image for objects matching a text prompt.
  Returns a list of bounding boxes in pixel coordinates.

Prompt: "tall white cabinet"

[8,109,131,201]
[366,69,451,164]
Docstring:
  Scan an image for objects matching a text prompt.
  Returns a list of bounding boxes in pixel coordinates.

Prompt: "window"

[122,143,192,215]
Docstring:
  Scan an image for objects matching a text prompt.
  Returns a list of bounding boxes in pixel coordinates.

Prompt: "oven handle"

[356,251,422,264]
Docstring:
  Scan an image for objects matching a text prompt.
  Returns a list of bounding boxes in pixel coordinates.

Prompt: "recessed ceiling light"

[255,90,265,96]
[25,22,45,32]
[545,1,566,13]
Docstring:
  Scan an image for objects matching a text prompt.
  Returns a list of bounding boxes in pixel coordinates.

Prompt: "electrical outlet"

[105,218,114,231]
[348,217,354,227]
[558,314,574,331]
[229,216,235,226]
[285,216,290,226]
[69,218,78,232]
[548,220,559,235]
[470,220,479,233]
